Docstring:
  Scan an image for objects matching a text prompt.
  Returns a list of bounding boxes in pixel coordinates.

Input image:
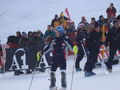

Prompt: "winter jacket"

[106,27,120,48]
[59,16,69,28]
[28,36,45,47]
[44,30,56,39]
[44,35,73,58]
[86,31,101,53]
[106,7,116,18]
[76,29,88,50]
[51,19,60,28]
[19,37,28,48]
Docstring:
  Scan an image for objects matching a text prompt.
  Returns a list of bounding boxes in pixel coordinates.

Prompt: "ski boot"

[49,72,56,89]
[61,72,66,88]
[14,70,24,76]
[107,69,112,73]
[105,62,112,73]
[76,67,82,72]
[84,71,96,77]
[26,69,32,74]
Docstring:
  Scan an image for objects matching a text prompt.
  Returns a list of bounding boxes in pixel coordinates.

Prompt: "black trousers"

[51,57,66,72]
[75,47,85,69]
[84,51,99,72]
[106,47,120,69]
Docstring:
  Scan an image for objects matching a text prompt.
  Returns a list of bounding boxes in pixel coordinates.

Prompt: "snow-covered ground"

[0,0,120,90]
[0,0,120,43]
[0,56,120,90]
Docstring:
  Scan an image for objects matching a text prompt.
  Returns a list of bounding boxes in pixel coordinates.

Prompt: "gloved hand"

[73,45,78,55]
[37,51,43,62]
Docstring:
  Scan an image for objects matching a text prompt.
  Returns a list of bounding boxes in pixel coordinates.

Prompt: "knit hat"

[55,14,58,18]
[22,32,27,37]
[60,12,64,17]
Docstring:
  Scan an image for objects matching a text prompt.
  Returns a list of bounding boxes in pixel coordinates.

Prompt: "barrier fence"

[0,44,120,73]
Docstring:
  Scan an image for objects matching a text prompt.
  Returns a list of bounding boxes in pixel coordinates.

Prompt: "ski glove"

[73,45,78,55]
[36,51,43,61]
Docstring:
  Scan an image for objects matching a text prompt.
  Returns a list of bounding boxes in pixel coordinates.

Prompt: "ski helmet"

[56,26,65,34]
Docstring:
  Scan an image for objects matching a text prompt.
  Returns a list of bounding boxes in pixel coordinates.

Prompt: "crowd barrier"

[0,44,120,72]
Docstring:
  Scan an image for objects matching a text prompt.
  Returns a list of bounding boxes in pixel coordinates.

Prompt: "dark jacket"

[44,30,56,39]
[44,36,73,59]
[28,36,45,47]
[19,37,28,48]
[106,27,120,48]
[51,19,60,28]
[86,31,101,53]
[76,29,88,50]
[7,35,16,44]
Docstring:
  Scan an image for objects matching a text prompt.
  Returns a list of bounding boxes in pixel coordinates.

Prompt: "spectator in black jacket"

[90,17,98,31]
[51,15,60,28]
[105,20,120,72]
[15,31,21,44]
[19,32,28,48]
[28,31,45,48]
[28,31,33,39]
[84,23,101,77]
[78,16,90,31]
[75,23,88,71]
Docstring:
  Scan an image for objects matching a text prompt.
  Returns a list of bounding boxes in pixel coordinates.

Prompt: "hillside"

[0,0,120,43]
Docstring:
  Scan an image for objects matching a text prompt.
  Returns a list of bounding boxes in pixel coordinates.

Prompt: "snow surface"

[0,0,120,90]
[0,0,120,43]
[0,56,120,90]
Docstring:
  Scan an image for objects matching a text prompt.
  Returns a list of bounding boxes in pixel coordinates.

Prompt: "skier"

[84,23,101,77]
[43,26,73,90]
[75,23,88,71]
[106,3,116,21]
[105,20,120,72]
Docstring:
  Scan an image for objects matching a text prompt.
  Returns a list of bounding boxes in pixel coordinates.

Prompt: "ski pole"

[70,46,78,90]
[28,51,43,90]
[70,54,76,90]
[81,43,87,56]
[28,62,38,90]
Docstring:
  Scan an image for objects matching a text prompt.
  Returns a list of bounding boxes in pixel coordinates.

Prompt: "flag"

[65,8,71,20]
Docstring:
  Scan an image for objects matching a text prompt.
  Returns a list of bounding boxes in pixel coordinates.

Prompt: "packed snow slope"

[0,0,120,43]
[0,56,120,90]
